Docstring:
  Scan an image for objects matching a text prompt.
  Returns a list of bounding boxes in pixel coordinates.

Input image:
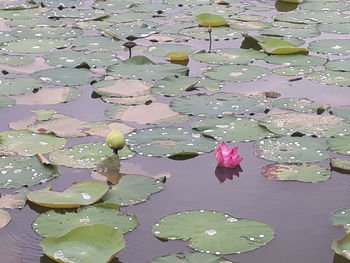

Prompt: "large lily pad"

[102,174,165,206]
[259,113,350,137]
[264,54,326,67]
[192,115,271,142]
[306,70,350,87]
[106,21,159,40]
[151,252,232,263]
[2,38,70,53]
[0,156,59,188]
[0,96,15,108]
[0,209,10,229]
[259,26,320,39]
[325,59,350,72]
[72,36,124,52]
[272,98,326,113]
[40,224,125,263]
[262,163,330,183]
[33,204,138,237]
[170,92,271,117]
[152,76,199,97]
[10,26,83,40]
[331,107,350,120]
[0,77,42,96]
[126,127,217,158]
[145,44,196,57]
[152,210,275,254]
[27,181,108,208]
[331,158,350,174]
[0,130,67,156]
[179,26,241,40]
[93,79,152,98]
[0,54,34,66]
[255,137,329,163]
[309,39,350,55]
[331,208,350,232]
[204,64,270,82]
[328,136,350,155]
[195,13,228,27]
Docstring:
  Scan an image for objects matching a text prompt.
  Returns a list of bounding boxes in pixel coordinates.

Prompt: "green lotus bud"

[106,129,125,151]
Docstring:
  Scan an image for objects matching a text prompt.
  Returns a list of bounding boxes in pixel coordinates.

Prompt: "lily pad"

[0,156,59,188]
[151,252,232,263]
[195,13,228,27]
[126,127,217,158]
[0,77,42,96]
[33,204,138,237]
[262,163,330,183]
[152,76,199,97]
[106,22,159,40]
[2,38,70,53]
[10,26,83,40]
[192,115,271,142]
[259,26,320,39]
[72,36,123,52]
[306,70,350,87]
[273,98,326,113]
[170,92,271,117]
[259,113,350,137]
[152,210,275,254]
[107,56,188,81]
[332,234,350,261]
[27,181,108,208]
[0,191,26,209]
[273,66,312,76]
[31,68,95,86]
[179,26,241,40]
[325,59,350,72]
[331,107,350,120]
[93,79,152,98]
[0,54,34,66]
[263,54,326,67]
[309,39,350,55]
[49,142,134,168]
[317,23,350,35]
[0,130,67,156]
[145,44,195,57]
[331,158,350,174]
[204,64,270,82]
[328,136,350,155]
[0,209,10,229]
[40,224,125,263]
[102,174,165,206]
[331,208,350,232]
[0,96,15,108]
[255,137,329,163]
[192,49,267,65]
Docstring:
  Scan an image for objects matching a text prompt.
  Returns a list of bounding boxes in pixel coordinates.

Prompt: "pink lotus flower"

[215,142,243,168]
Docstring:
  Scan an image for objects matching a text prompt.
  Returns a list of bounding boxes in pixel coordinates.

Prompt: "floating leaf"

[145,44,195,57]
[0,209,10,229]
[0,191,26,209]
[331,208,350,232]
[195,13,228,27]
[264,54,326,67]
[0,96,15,108]
[10,26,83,40]
[170,92,271,117]
[331,158,350,174]
[126,127,217,158]
[2,38,70,53]
[27,181,108,208]
[331,107,350,120]
[40,224,125,263]
[309,39,350,55]
[259,113,350,137]
[179,26,241,40]
[306,70,350,87]
[93,79,152,98]
[273,66,312,76]
[0,77,42,96]
[151,252,232,263]
[0,156,59,188]
[0,54,34,66]
[0,130,67,156]
[152,76,199,97]
[326,59,350,72]
[49,142,134,169]
[272,98,326,113]
[72,36,123,52]
[192,115,271,142]
[255,137,329,163]
[318,23,350,35]
[258,37,309,55]
[259,26,320,39]
[33,204,138,237]
[106,22,159,40]
[328,136,350,155]
[332,234,350,261]
[102,174,165,206]
[262,163,330,183]
[152,210,274,254]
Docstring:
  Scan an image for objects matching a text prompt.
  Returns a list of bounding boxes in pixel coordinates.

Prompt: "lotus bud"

[215,142,243,168]
[106,129,125,152]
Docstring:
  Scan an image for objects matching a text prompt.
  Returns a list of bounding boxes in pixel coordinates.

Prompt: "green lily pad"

[72,36,124,52]
[151,252,232,263]
[192,115,272,142]
[126,127,217,158]
[331,208,350,231]
[49,142,134,169]
[204,64,270,82]
[33,0,85,8]
[152,76,199,97]
[0,156,59,188]
[0,96,15,108]
[152,210,275,254]
[317,23,350,34]
[1,38,70,53]
[102,174,165,206]
[296,11,350,24]
[43,50,120,68]
[331,158,350,174]
[273,98,326,113]
[0,31,17,44]
[195,13,228,27]
[0,209,10,229]
[306,70,350,87]
[107,56,188,81]
[255,137,329,163]
[192,49,267,65]
[10,26,83,40]
[331,107,350,120]
[179,26,241,40]
[259,26,320,39]
[332,233,350,260]
[259,113,350,137]
[0,54,34,66]
[299,1,350,11]
[273,66,312,76]
[27,181,108,208]
[0,77,42,96]
[328,136,350,155]
[325,59,350,72]
[263,54,326,67]
[6,17,62,28]
[309,39,350,55]
[42,9,108,22]
[145,44,195,57]
[105,12,152,23]
[170,92,271,117]
[230,20,271,31]
[106,22,159,40]
[31,68,95,86]
[0,130,66,156]
[262,163,330,183]
[33,204,138,237]
[0,8,42,20]
[40,224,125,263]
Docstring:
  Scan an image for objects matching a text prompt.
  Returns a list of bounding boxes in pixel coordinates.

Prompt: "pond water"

[1,0,350,262]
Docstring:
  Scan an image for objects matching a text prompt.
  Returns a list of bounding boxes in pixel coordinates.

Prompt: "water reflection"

[215,165,243,183]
